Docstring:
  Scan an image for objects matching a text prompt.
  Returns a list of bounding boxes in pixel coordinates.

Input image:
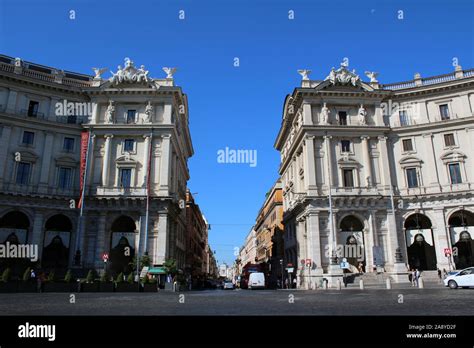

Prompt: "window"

[341,140,351,153]
[67,115,76,124]
[63,137,75,152]
[439,104,450,120]
[22,131,34,145]
[399,110,409,126]
[16,162,31,185]
[27,101,39,117]
[449,163,462,184]
[406,168,418,188]
[444,134,455,147]
[58,167,72,189]
[343,169,354,187]
[124,139,134,152]
[338,111,347,125]
[120,168,132,188]
[127,110,136,124]
[402,139,413,152]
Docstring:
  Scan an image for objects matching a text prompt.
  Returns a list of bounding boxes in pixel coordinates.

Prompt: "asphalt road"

[0,287,473,315]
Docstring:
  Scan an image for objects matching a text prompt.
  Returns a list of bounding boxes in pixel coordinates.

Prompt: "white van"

[248,272,265,289]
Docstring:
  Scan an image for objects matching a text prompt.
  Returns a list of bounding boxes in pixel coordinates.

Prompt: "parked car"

[223,280,234,290]
[248,272,265,289]
[444,267,474,289]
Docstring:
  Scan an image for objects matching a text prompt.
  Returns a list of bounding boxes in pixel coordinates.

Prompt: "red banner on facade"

[77,131,89,208]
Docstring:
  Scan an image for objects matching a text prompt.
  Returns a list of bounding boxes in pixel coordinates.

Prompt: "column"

[432,208,450,270]
[378,136,392,192]
[303,135,317,195]
[302,103,313,125]
[142,134,151,187]
[91,101,99,124]
[366,211,376,272]
[158,134,171,195]
[154,213,169,265]
[139,214,147,255]
[102,135,113,187]
[5,89,18,113]
[361,136,372,187]
[307,212,322,271]
[31,211,44,261]
[163,104,172,124]
[0,126,12,185]
[323,135,333,189]
[48,97,60,121]
[296,217,307,288]
[94,213,107,268]
[38,131,55,193]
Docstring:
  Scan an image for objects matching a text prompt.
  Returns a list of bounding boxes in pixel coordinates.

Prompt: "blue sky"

[1,0,473,265]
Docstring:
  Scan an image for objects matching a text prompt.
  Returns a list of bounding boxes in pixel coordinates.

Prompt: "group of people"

[408,268,421,287]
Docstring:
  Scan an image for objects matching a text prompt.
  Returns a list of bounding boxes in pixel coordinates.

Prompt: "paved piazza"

[0,287,472,316]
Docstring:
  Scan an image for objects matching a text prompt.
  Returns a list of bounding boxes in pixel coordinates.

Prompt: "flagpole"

[75,129,93,267]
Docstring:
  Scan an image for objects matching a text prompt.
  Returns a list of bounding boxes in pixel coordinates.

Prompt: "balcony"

[56,115,89,125]
[95,186,147,196]
[20,109,46,119]
[1,182,79,196]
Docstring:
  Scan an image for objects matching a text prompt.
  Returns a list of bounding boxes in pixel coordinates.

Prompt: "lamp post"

[280,259,283,289]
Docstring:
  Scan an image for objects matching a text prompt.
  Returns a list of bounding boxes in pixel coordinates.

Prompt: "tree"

[116,272,124,283]
[22,267,31,282]
[47,271,55,282]
[86,270,95,283]
[127,272,134,284]
[163,258,177,276]
[64,270,73,283]
[2,268,11,282]
[128,254,152,272]
[100,271,109,283]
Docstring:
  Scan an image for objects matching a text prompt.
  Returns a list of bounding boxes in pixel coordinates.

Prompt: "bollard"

[386,278,391,289]
[359,279,364,290]
[418,277,424,289]
[337,279,341,290]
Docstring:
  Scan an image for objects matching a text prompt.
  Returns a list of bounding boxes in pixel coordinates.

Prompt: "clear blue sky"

[1,0,473,265]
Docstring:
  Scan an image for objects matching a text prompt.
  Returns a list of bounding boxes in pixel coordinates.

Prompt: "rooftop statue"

[110,58,151,85]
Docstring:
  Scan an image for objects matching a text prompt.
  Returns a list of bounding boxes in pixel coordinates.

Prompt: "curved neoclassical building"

[275,64,474,287]
[0,54,193,275]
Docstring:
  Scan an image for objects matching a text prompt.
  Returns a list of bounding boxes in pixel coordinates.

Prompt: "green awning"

[148,267,167,275]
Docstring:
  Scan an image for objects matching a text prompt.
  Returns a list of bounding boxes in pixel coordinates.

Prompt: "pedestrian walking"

[284,278,289,289]
[437,268,442,283]
[30,269,36,281]
[443,268,448,279]
[411,269,417,287]
[292,277,297,289]
[415,269,421,287]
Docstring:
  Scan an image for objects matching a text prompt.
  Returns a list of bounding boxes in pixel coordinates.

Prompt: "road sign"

[305,259,312,266]
[340,261,350,269]
[300,259,306,265]
[444,248,452,256]
[140,266,149,278]
[287,263,293,267]
[286,267,294,273]
[102,252,109,262]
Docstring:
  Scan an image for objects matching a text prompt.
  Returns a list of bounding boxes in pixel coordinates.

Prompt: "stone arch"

[42,214,73,272]
[404,213,437,271]
[109,215,137,276]
[448,209,474,269]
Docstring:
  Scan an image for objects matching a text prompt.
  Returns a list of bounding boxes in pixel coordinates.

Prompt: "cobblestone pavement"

[0,286,473,316]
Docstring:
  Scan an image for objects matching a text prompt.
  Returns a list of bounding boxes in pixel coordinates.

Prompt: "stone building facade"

[0,55,193,275]
[275,64,474,287]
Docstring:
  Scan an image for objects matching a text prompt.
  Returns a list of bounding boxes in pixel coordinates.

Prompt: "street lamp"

[279,259,283,289]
